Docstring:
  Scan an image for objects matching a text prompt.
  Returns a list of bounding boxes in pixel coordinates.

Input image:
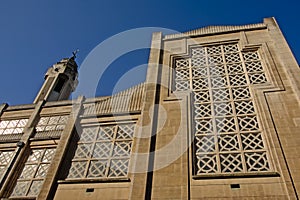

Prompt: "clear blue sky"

[0,0,299,105]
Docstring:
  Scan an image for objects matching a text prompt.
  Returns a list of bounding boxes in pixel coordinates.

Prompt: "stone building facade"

[0,17,299,199]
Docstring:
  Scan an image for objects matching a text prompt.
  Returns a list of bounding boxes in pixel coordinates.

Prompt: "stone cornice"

[164,23,267,40]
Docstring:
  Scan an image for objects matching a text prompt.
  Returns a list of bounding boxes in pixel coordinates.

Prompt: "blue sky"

[0,0,299,105]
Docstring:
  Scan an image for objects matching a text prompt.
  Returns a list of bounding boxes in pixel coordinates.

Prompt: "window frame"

[10,145,57,198]
[172,43,276,178]
[65,121,136,182]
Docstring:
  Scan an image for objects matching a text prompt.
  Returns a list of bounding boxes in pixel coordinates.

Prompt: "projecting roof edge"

[163,23,267,40]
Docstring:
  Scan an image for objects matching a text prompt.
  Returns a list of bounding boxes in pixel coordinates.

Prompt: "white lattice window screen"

[0,150,14,178]
[11,148,56,197]
[36,115,69,132]
[0,119,28,135]
[67,123,134,179]
[174,43,270,175]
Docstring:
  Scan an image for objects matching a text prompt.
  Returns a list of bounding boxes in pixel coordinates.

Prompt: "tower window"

[54,78,65,93]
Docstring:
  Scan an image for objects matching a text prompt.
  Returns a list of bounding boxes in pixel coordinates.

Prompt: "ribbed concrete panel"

[83,83,145,115]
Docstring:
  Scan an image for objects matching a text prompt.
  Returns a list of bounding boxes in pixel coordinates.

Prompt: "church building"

[0,17,299,199]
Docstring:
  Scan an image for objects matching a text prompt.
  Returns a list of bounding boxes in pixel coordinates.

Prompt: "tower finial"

[71,49,79,60]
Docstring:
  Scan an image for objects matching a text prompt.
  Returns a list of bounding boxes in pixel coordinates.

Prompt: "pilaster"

[264,17,300,103]
[0,103,8,116]
[129,32,162,200]
[38,96,85,200]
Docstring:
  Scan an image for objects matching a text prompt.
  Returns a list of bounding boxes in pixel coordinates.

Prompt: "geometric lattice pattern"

[0,118,28,135]
[67,123,134,179]
[0,151,14,179]
[11,148,56,197]
[36,115,69,132]
[174,43,270,175]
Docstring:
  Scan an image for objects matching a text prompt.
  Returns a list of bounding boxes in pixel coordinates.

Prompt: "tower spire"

[33,54,79,103]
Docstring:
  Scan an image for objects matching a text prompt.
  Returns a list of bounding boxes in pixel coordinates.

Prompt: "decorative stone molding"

[164,23,267,40]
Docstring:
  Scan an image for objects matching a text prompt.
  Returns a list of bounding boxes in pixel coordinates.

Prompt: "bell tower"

[33,53,79,103]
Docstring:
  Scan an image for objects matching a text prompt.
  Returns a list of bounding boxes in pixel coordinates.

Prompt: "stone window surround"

[10,145,57,198]
[65,121,136,182]
[172,42,277,178]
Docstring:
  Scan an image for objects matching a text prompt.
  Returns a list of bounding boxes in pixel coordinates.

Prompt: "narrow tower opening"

[53,78,65,93]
